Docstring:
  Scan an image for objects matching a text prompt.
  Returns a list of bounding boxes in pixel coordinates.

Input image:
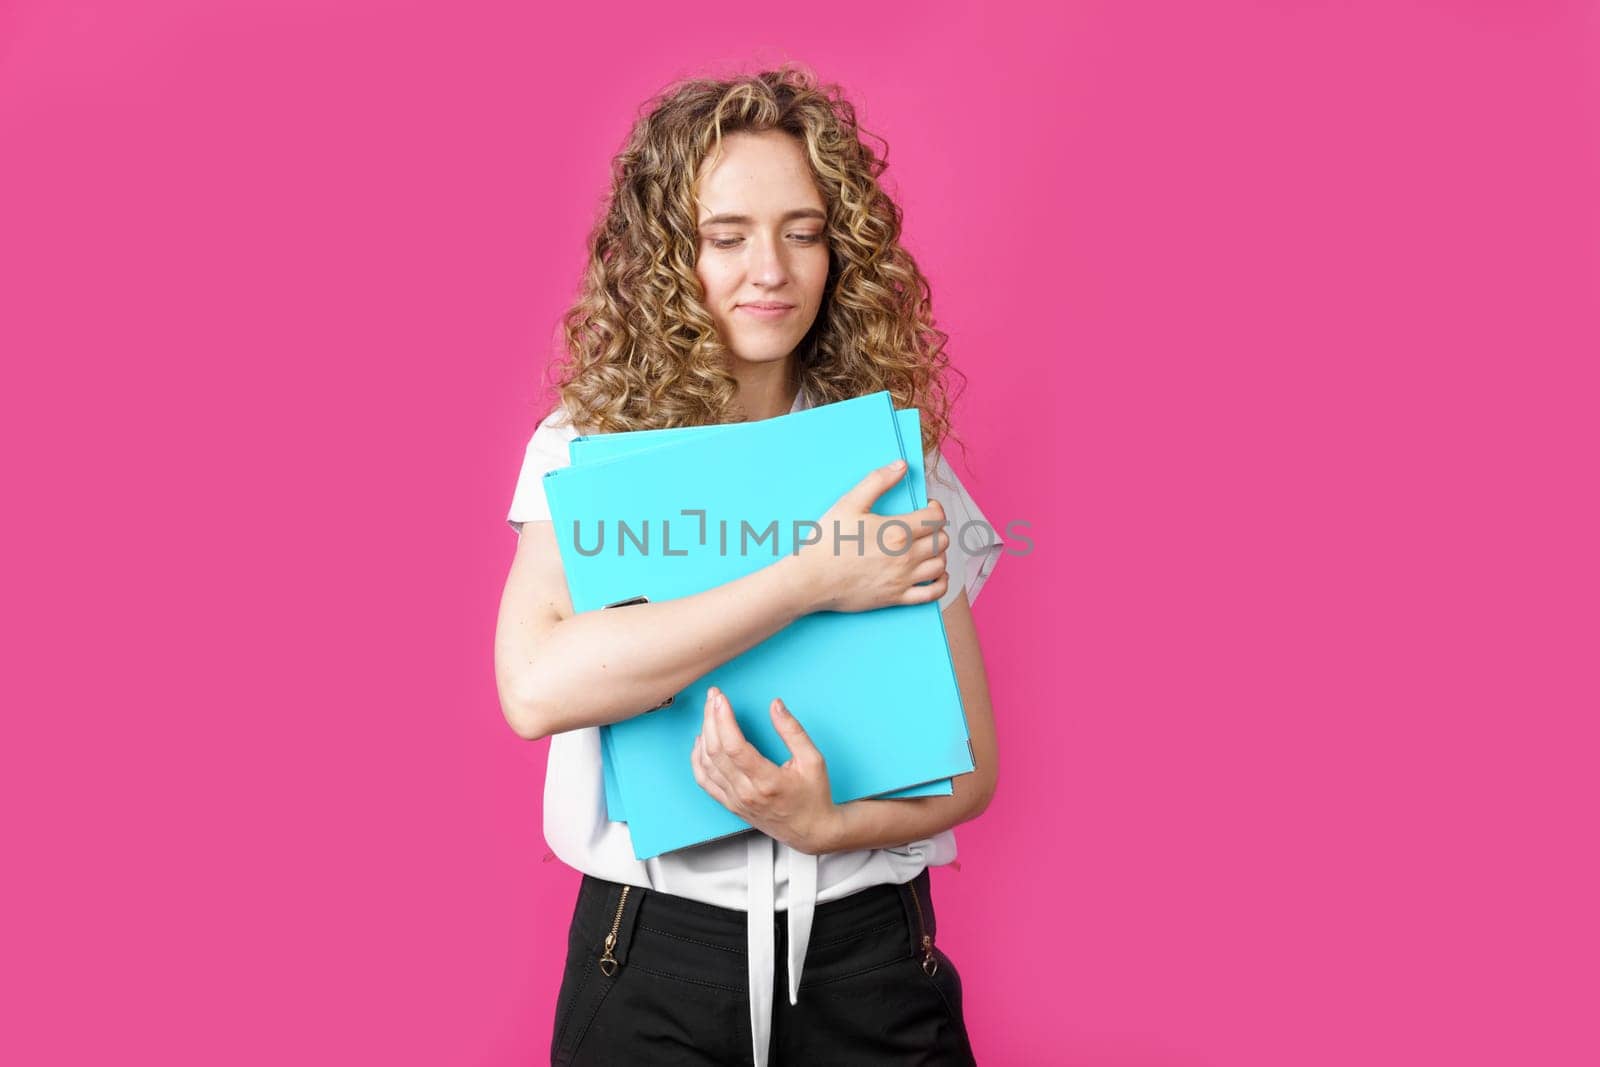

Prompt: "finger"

[701,696,745,803]
[695,730,740,804]
[701,690,746,784]
[715,692,781,798]
[692,735,736,809]
[902,570,949,606]
[910,550,949,583]
[702,687,726,757]
[769,698,824,770]
[688,735,736,809]
[904,499,946,531]
[840,458,908,513]
[691,733,708,785]
[908,525,948,562]
[895,514,947,560]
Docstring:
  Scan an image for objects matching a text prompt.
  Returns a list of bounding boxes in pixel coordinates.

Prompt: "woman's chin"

[726,346,797,368]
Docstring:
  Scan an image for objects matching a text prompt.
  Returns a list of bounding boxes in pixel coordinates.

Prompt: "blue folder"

[570,408,954,823]
[542,391,975,859]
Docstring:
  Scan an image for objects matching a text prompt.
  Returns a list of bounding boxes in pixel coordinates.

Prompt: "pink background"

[3,2,1597,1064]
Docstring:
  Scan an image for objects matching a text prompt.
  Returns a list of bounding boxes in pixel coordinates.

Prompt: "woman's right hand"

[794,459,950,613]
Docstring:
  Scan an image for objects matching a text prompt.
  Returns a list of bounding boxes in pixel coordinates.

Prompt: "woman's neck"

[731,359,799,422]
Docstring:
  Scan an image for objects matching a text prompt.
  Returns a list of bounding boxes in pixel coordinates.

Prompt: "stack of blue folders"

[542,390,974,860]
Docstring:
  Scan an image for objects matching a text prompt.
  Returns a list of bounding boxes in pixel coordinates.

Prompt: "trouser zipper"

[597,885,630,976]
[908,877,939,976]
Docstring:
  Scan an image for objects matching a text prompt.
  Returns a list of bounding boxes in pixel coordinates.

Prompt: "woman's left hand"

[691,686,840,855]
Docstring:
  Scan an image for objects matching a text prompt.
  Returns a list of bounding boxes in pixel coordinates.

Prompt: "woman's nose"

[749,236,790,285]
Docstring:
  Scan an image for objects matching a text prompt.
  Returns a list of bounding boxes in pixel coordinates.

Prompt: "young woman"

[495,66,1003,1066]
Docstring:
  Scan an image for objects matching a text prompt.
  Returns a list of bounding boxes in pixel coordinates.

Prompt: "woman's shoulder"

[506,403,584,530]
[527,401,584,450]
[921,444,1005,609]
[922,445,968,500]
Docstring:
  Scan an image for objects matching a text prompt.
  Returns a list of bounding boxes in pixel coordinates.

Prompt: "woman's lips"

[737,303,795,319]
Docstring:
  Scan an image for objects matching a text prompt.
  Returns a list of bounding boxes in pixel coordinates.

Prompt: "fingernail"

[889,459,906,471]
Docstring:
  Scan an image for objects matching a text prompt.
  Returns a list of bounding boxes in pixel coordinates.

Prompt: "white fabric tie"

[744,834,819,1067]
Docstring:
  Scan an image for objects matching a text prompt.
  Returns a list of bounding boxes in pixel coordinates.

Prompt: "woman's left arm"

[691,588,999,855]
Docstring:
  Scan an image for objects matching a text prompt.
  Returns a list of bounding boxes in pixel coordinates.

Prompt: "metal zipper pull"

[598,885,630,976]
[908,878,939,976]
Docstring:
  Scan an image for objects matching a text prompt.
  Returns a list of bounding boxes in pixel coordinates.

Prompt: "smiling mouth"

[738,305,796,320]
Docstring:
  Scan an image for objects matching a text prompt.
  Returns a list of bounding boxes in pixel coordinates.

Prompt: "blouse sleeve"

[505,408,576,533]
[923,448,1004,612]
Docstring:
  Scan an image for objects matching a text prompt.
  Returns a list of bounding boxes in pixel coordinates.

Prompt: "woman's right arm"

[494,460,949,741]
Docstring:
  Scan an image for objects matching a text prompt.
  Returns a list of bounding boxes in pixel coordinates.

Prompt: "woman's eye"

[707,233,825,250]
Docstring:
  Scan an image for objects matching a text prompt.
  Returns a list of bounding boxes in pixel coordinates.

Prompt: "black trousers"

[549,865,978,1065]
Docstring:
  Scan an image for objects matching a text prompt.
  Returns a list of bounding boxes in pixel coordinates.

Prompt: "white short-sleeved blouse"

[505,385,1002,1067]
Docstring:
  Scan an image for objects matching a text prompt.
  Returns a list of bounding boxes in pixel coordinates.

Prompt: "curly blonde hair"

[540,63,967,462]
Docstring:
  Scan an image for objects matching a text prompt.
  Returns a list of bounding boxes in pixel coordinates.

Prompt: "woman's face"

[693,130,831,371]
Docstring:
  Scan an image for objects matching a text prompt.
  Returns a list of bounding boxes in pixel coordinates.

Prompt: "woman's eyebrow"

[698,208,827,227]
